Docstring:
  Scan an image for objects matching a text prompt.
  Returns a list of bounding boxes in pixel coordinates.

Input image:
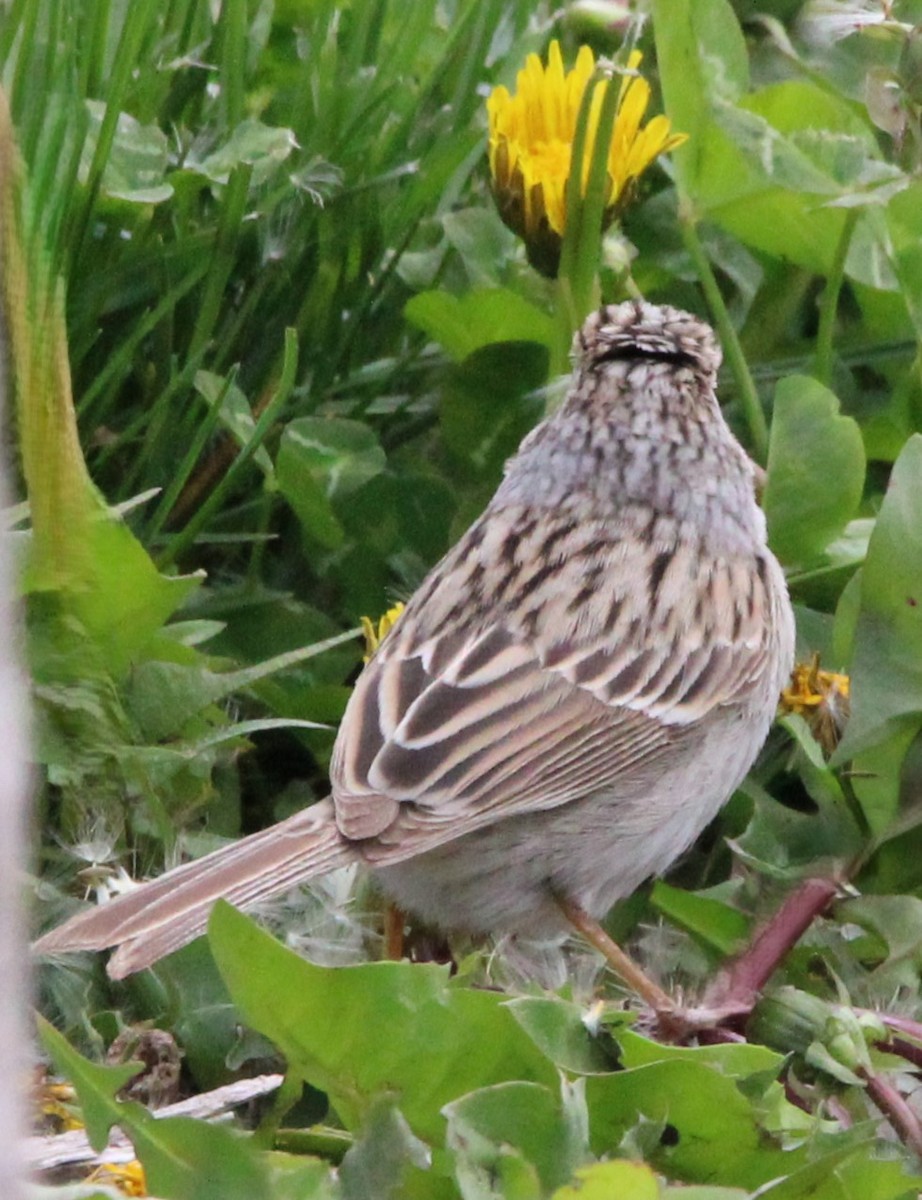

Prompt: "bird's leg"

[556,895,675,1015]
[383,902,406,960]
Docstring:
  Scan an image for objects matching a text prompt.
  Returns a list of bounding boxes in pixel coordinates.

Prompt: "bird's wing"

[332,505,784,847]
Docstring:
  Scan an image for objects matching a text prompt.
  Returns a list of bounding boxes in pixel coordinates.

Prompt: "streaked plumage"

[34,302,794,979]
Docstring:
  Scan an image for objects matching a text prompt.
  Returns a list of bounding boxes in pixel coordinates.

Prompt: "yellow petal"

[484,43,685,272]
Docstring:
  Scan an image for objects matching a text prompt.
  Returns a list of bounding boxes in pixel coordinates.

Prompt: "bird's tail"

[33,799,355,979]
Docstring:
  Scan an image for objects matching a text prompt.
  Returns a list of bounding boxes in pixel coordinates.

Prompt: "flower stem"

[680,209,769,462]
[813,209,858,388]
[551,66,622,391]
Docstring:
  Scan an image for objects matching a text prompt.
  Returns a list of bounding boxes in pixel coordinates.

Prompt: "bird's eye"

[594,342,696,369]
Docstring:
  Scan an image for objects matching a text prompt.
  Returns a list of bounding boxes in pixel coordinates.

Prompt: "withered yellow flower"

[487,42,685,275]
[37,1079,83,1134]
[361,602,405,662]
[85,1160,147,1197]
[780,655,850,754]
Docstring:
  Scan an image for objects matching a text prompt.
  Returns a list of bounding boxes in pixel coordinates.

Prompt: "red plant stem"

[861,1068,922,1160]
[874,1038,922,1071]
[703,877,839,1011]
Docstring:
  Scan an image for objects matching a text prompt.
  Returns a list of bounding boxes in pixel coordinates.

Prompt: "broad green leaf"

[585,1059,799,1188]
[272,447,341,549]
[38,1016,142,1151]
[2,98,200,677]
[138,1117,272,1200]
[281,418,386,499]
[839,894,922,985]
[189,118,297,186]
[885,181,922,336]
[445,1080,586,1197]
[39,1018,271,1200]
[505,996,622,1076]
[124,628,355,740]
[277,418,386,549]
[733,778,862,880]
[208,903,556,1143]
[651,0,748,199]
[764,376,865,566]
[194,371,273,478]
[849,723,921,836]
[81,100,172,204]
[610,1027,783,1079]
[752,1144,922,1200]
[553,1161,659,1200]
[440,210,519,290]
[649,881,749,956]
[662,1189,747,1200]
[697,82,887,272]
[440,342,548,483]
[833,436,922,761]
[268,1156,339,1200]
[339,1099,430,1200]
[71,518,202,677]
[405,289,554,362]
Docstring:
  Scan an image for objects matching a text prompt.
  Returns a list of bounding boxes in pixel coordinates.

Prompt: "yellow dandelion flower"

[361,602,405,662]
[780,654,850,754]
[36,1079,83,1134]
[85,1160,148,1197]
[487,41,685,275]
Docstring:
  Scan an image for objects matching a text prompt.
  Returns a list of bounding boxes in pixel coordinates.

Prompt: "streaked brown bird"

[35,302,795,1008]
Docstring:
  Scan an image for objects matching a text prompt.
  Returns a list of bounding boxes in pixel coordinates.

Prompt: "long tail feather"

[33,799,355,979]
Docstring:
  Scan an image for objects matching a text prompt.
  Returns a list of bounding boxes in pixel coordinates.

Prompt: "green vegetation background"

[8,0,922,1196]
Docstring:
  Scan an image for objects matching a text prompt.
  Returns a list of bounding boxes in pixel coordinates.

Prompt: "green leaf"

[750,1144,922,1200]
[834,436,922,761]
[505,995,622,1076]
[404,289,554,362]
[39,1017,271,1200]
[208,903,556,1143]
[283,418,386,499]
[649,881,750,956]
[440,210,518,290]
[552,1161,660,1200]
[610,1027,783,1079]
[277,418,386,548]
[662,1189,747,1200]
[690,82,888,273]
[585,1059,798,1189]
[38,1016,142,1151]
[189,118,297,187]
[81,100,172,204]
[339,1098,430,1200]
[764,376,865,566]
[194,371,274,478]
[440,342,548,483]
[651,0,749,199]
[138,1117,272,1200]
[125,628,355,740]
[839,894,922,985]
[445,1080,586,1197]
[849,723,921,836]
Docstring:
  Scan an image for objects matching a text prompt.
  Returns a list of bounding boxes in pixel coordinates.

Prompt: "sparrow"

[34,301,795,997]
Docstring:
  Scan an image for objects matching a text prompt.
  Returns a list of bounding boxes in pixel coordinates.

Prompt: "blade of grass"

[145,366,240,540]
[219,0,247,130]
[188,161,252,360]
[680,209,769,461]
[158,327,299,568]
[68,0,159,269]
[77,261,209,423]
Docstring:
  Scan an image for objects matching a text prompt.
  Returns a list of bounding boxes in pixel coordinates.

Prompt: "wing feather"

[332,506,783,847]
